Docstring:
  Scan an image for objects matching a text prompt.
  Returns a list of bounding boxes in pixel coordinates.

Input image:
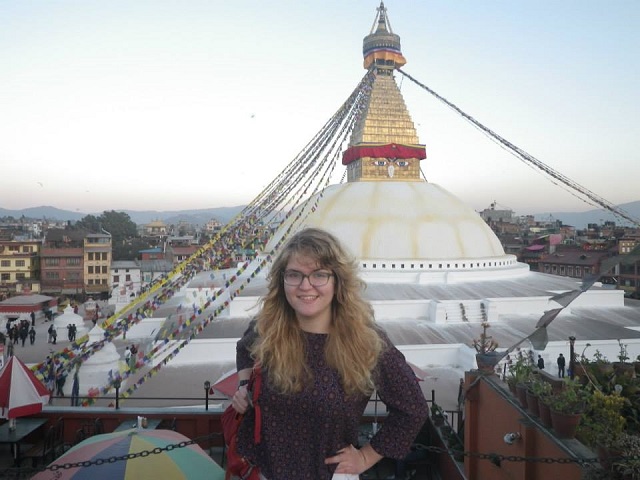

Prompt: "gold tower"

[343,1,426,183]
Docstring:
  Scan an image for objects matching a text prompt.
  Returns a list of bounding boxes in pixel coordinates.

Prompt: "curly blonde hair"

[252,228,383,396]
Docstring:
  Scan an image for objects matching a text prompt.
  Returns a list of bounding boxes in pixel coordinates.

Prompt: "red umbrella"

[210,369,238,397]
[0,356,50,419]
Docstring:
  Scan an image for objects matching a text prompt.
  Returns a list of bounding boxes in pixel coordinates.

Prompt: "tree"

[74,211,140,260]
[99,211,137,240]
[74,214,101,232]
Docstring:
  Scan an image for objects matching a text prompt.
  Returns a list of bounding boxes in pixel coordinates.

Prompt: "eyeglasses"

[282,270,334,287]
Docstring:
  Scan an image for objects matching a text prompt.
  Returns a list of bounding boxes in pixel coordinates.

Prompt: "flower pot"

[525,390,539,416]
[515,383,528,409]
[595,363,614,375]
[538,399,552,428]
[613,362,636,378]
[596,444,622,471]
[550,409,582,439]
[475,352,501,373]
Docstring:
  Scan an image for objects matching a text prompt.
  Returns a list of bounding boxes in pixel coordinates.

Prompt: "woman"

[231,228,429,479]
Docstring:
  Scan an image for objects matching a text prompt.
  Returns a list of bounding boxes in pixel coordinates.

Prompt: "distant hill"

[532,200,640,229]
[2,200,640,229]
[0,205,246,226]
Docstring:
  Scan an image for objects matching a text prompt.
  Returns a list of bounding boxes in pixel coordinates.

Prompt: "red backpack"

[221,366,262,480]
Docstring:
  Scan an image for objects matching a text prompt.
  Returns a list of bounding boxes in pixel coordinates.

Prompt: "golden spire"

[342,2,425,183]
[362,1,407,71]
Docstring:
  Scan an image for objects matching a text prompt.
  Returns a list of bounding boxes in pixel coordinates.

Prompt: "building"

[537,247,613,281]
[110,260,141,297]
[40,229,85,297]
[618,230,640,296]
[165,236,198,265]
[83,233,112,299]
[0,239,41,298]
[40,229,113,299]
[143,219,168,238]
[204,218,223,234]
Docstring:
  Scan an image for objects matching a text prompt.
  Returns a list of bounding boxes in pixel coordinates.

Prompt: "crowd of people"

[4,318,37,350]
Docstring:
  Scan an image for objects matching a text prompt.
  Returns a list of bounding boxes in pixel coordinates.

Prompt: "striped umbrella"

[0,355,50,419]
[31,428,224,480]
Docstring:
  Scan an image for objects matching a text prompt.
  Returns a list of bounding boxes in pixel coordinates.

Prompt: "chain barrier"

[7,434,640,479]
[0,432,218,479]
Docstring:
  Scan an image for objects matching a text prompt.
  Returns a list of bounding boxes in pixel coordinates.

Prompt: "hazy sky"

[1,1,638,217]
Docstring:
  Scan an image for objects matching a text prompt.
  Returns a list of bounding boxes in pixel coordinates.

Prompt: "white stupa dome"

[53,305,88,337]
[265,182,528,282]
[71,324,123,396]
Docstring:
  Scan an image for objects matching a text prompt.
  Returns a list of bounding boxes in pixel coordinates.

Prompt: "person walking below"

[124,346,132,368]
[55,365,66,397]
[557,353,566,378]
[537,354,545,370]
[29,326,36,345]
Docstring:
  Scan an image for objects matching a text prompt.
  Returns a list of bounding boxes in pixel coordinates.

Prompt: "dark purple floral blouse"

[235,326,429,480]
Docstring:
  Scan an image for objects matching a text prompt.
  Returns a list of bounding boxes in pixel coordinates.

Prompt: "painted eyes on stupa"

[371,159,410,167]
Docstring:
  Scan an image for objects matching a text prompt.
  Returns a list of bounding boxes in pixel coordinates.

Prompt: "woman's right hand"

[231,386,250,414]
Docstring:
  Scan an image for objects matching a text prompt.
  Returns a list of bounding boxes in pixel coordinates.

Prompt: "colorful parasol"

[0,355,50,419]
[31,428,224,479]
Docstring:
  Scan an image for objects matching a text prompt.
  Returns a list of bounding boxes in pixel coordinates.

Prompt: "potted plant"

[609,432,640,479]
[614,339,635,377]
[533,380,554,428]
[591,349,614,376]
[506,352,534,407]
[472,322,501,373]
[576,389,628,468]
[548,379,588,438]
[526,375,552,418]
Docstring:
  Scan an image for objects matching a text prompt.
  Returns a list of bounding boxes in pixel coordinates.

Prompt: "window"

[88,266,94,274]
[102,266,108,274]
[0,260,10,267]
[67,258,81,266]
[16,260,25,267]
[16,273,25,280]
[22,246,32,253]
[113,275,120,283]
[45,258,60,266]
[88,252,94,261]
[1,273,10,281]
[125,274,131,281]
[102,252,109,261]
[45,272,59,280]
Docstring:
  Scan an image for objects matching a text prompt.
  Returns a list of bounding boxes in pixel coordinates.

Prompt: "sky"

[1,0,639,217]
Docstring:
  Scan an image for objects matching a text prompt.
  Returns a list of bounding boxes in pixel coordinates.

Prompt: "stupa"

[95,3,640,411]
[53,305,88,339]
